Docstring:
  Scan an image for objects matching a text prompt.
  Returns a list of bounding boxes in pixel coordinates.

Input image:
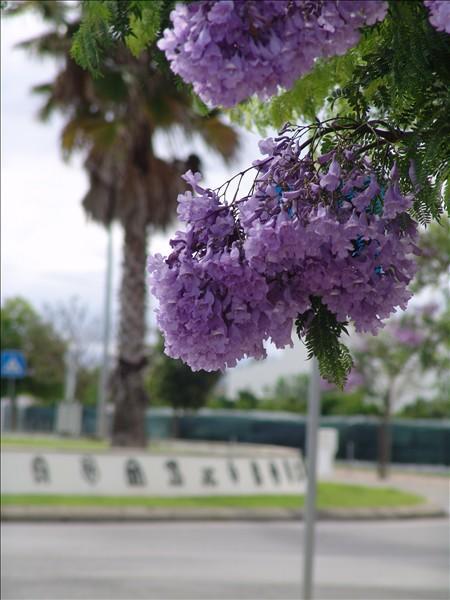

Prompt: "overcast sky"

[1,12,262,342]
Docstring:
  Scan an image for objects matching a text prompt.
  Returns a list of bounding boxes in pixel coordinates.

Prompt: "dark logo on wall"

[165,460,184,486]
[32,456,50,484]
[125,459,146,486]
[202,467,217,486]
[269,462,281,484]
[228,461,239,483]
[250,461,263,485]
[81,455,99,484]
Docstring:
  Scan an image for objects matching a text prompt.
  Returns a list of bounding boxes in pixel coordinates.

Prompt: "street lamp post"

[96,224,113,439]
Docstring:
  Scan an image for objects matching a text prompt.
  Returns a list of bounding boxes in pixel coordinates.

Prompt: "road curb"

[1,503,445,522]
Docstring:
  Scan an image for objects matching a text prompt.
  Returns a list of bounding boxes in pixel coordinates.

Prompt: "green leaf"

[296,297,353,389]
[70,2,113,77]
[125,0,163,57]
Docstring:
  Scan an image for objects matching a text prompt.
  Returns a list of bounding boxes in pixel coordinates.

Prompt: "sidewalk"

[330,464,449,513]
[1,503,444,522]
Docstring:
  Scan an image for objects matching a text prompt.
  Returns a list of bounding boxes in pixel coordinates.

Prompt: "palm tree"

[9,1,239,446]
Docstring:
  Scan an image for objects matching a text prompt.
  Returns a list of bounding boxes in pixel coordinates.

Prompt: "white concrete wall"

[1,449,306,497]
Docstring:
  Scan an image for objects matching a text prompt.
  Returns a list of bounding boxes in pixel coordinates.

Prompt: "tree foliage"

[296,297,353,390]
[412,217,450,291]
[353,304,449,406]
[147,335,221,412]
[231,1,450,223]
[352,216,450,403]
[0,296,100,405]
[3,0,239,446]
[3,0,448,391]
[69,0,175,76]
[208,372,380,417]
[0,297,66,402]
[397,396,450,419]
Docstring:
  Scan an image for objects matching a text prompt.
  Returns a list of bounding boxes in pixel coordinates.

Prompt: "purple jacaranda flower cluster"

[158,0,388,108]
[242,136,418,336]
[148,133,418,372]
[320,368,365,391]
[148,171,292,371]
[392,327,426,348]
[424,1,450,33]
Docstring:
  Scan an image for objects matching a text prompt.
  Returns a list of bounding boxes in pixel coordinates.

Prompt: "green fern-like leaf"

[126,0,163,57]
[70,2,113,77]
[296,297,353,389]
[70,0,175,75]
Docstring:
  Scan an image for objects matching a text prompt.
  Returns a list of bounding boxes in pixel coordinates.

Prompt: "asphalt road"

[2,519,449,600]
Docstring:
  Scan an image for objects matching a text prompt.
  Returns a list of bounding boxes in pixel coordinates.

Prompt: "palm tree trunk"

[377,389,392,479]
[111,220,149,447]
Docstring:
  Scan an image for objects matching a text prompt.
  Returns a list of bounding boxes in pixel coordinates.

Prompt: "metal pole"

[303,356,321,600]
[97,224,113,439]
[64,346,77,403]
[8,378,17,432]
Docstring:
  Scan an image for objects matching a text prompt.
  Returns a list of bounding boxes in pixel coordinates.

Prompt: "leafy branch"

[296,297,353,389]
[230,0,449,223]
[70,0,179,77]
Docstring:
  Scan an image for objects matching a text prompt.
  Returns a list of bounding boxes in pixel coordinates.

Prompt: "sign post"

[1,350,27,432]
[303,356,321,600]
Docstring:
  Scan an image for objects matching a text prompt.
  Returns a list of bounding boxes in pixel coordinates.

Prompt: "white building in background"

[224,336,310,399]
[223,333,438,407]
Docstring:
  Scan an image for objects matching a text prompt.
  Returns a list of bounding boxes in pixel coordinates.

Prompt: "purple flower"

[319,157,341,191]
[424,1,450,34]
[158,1,388,108]
[321,369,365,391]
[148,132,418,373]
[392,327,426,348]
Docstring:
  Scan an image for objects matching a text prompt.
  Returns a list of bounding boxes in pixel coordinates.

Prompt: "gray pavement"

[331,465,450,513]
[2,519,449,600]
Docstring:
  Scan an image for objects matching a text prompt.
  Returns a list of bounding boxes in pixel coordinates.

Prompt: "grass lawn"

[0,436,176,454]
[1,435,109,451]
[0,436,213,455]
[1,483,424,510]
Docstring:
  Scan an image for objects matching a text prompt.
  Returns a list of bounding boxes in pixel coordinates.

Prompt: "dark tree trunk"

[111,221,149,447]
[171,410,181,439]
[377,389,392,479]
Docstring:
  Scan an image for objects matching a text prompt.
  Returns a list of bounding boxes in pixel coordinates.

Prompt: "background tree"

[320,387,380,418]
[412,219,450,290]
[260,374,309,414]
[207,372,379,416]
[4,0,239,446]
[147,335,221,437]
[312,217,450,476]
[397,395,450,419]
[1,297,66,404]
[43,296,101,401]
[352,302,450,478]
[350,218,450,477]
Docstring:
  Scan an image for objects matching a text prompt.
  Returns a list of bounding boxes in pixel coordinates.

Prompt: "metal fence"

[2,405,449,466]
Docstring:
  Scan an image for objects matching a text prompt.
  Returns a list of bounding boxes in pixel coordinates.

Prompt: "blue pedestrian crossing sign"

[1,350,27,379]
